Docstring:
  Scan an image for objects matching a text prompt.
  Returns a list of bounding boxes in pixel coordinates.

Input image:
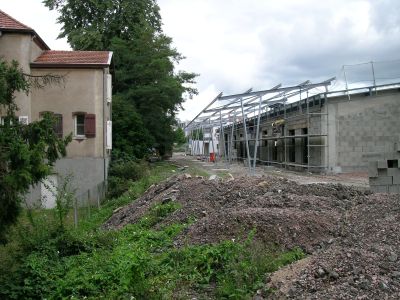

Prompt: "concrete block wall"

[328,90,400,172]
[369,154,400,193]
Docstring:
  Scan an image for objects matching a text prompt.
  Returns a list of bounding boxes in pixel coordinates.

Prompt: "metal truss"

[186,78,335,173]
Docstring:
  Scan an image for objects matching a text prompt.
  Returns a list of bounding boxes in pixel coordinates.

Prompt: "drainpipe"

[103,69,107,183]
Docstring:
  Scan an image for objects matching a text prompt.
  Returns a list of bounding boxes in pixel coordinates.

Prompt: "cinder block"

[385,152,400,160]
[387,168,400,176]
[368,166,379,178]
[368,161,378,176]
[371,185,389,193]
[368,161,377,169]
[393,175,400,185]
[361,152,384,162]
[377,169,388,176]
[369,176,393,186]
[388,185,400,194]
[377,160,388,169]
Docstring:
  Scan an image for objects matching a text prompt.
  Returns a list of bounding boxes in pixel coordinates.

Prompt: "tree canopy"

[44,0,197,157]
[0,59,71,242]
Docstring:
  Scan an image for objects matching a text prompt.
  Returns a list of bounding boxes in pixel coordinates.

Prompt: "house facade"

[0,10,113,207]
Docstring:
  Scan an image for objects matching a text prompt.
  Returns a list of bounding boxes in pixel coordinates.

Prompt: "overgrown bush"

[107,159,149,198]
[109,160,149,181]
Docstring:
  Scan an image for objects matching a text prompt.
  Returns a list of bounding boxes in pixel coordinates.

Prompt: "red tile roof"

[0,9,50,50]
[32,50,112,67]
[0,9,32,31]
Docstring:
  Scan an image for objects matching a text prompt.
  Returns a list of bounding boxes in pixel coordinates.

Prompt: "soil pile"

[103,174,400,299]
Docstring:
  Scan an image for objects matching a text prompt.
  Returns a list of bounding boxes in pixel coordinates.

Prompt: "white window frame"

[19,116,29,125]
[74,114,86,138]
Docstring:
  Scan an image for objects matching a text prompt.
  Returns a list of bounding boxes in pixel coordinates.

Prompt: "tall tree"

[44,0,197,157]
[0,59,71,242]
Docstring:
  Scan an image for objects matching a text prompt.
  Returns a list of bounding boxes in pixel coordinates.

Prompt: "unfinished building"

[223,84,400,173]
[186,67,400,192]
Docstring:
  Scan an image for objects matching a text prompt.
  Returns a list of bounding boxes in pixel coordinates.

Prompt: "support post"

[371,61,377,94]
[201,125,205,159]
[229,111,236,165]
[306,90,310,172]
[240,97,252,173]
[252,95,263,173]
[324,86,329,173]
[73,198,78,228]
[87,189,91,219]
[343,66,351,100]
[195,127,200,156]
[219,110,228,165]
[283,96,287,170]
[97,184,101,209]
[210,121,216,163]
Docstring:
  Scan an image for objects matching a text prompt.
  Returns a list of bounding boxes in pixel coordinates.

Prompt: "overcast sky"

[1,0,400,121]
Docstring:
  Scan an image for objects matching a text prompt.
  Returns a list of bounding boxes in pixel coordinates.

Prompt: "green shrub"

[109,160,149,182]
[107,160,150,198]
[106,176,133,198]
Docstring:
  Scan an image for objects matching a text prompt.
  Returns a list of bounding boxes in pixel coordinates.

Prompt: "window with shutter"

[84,114,96,138]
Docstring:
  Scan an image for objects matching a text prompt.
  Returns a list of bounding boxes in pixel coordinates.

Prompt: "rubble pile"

[104,174,400,299]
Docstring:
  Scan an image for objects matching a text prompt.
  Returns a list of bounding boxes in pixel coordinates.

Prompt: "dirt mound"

[265,192,400,299]
[103,174,400,298]
[103,175,366,254]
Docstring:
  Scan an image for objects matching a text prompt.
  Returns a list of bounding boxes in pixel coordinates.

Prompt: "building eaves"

[31,50,113,68]
[0,9,50,50]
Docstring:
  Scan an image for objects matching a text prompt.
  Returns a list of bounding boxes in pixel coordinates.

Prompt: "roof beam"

[185,92,223,129]
[217,79,333,101]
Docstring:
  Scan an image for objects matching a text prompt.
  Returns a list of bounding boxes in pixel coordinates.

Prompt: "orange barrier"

[210,152,215,162]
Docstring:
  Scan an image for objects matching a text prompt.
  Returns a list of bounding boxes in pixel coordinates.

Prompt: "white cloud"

[158,0,400,121]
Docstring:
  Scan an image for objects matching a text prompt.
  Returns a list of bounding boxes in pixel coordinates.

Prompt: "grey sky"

[2,0,400,121]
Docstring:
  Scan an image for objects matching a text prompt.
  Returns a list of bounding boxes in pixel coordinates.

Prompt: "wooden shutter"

[84,114,96,138]
[54,114,63,138]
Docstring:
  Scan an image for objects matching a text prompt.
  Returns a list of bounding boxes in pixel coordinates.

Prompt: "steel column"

[240,97,252,173]
[252,95,263,173]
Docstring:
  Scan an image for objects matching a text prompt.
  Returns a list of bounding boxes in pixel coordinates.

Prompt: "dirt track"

[171,152,369,188]
[104,156,400,299]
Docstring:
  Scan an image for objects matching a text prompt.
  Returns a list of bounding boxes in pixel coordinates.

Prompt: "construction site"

[185,60,400,194]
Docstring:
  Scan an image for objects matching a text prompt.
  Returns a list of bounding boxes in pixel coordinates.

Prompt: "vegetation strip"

[0,162,304,299]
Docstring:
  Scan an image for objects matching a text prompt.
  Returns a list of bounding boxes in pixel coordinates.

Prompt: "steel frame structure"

[186,79,336,174]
